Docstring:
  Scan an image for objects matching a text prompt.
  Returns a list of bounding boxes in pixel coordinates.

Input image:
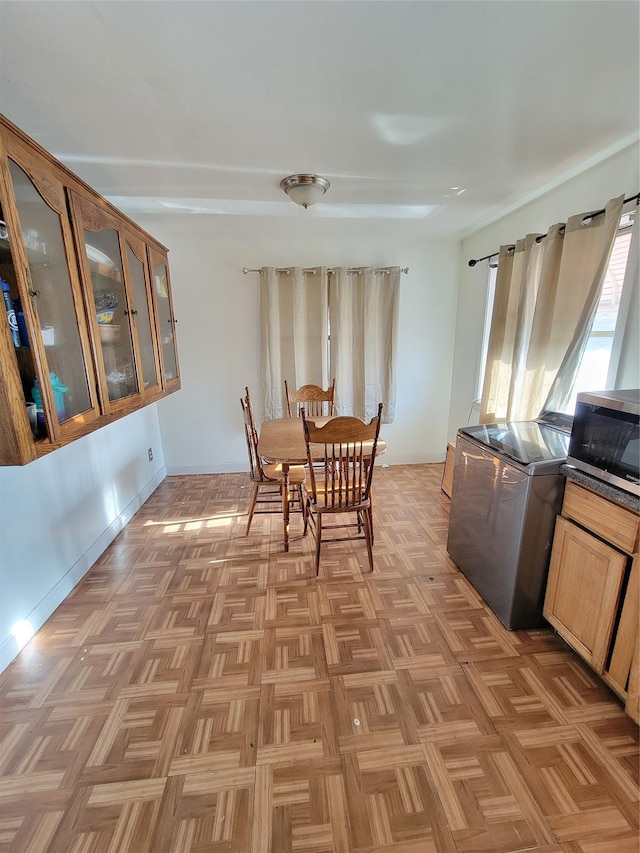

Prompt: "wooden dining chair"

[240,387,307,536]
[301,403,383,575]
[285,379,336,418]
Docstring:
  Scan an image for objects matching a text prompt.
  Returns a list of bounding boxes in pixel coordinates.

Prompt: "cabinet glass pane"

[8,159,91,421]
[153,262,177,380]
[126,244,157,390]
[84,228,139,401]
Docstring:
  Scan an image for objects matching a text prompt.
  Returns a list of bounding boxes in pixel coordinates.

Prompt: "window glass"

[565,222,633,412]
[8,159,92,422]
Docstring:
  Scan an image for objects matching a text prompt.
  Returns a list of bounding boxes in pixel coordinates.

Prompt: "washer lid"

[459,419,570,466]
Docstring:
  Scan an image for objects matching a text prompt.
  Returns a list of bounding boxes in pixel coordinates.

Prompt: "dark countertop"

[561,464,640,513]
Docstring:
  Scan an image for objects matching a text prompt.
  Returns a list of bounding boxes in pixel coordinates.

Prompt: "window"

[260,266,400,423]
[564,210,634,412]
[478,208,636,417]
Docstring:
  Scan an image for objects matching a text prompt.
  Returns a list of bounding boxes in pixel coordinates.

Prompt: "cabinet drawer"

[562,481,639,554]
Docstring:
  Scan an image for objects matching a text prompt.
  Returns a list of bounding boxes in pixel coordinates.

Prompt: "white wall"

[448,143,640,440]
[137,214,461,473]
[0,406,166,671]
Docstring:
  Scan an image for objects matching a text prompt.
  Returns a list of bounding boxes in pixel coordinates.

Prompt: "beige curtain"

[480,195,624,422]
[260,267,328,419]
[330,267,400,423]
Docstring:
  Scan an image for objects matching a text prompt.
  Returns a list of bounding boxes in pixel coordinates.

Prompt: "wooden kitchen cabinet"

[544,480,639,722]
[0,114,180,465]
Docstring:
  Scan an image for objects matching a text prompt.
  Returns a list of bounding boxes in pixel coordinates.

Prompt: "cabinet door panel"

[627,639,640,724]
[604,555,639,699]
[88,226,139,404]
[543,516,627,671]
[123,234,161,397]
[148,247,180,391]
[3,148,99,440]
[69,192,142,410]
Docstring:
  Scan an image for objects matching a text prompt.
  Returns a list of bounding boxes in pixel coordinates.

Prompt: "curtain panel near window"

[260,267,329,420]
[330,267,400,424]
[479,194,624,422]
[260,266,400,423]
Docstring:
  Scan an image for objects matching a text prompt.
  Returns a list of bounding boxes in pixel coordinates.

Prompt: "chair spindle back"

[285,379,336,418]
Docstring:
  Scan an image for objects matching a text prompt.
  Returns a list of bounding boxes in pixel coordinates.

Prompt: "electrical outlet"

[148,447,153,461]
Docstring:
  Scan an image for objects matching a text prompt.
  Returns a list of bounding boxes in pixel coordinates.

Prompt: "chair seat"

[304,481,369,510]
[263,463,307,484]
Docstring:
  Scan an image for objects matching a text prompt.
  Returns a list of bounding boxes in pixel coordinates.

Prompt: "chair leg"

[245,482,259,535]
[301,487,309,535]
[315,513,322,576]
[363,507,374,572]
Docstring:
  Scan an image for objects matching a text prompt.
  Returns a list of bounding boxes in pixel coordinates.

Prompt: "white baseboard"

[167,457,446,475]
[166,464,249,475]
[380,453,446,466]
[0,467,166,674]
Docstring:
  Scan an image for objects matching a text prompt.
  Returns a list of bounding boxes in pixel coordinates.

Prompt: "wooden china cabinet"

[0,114,180,465]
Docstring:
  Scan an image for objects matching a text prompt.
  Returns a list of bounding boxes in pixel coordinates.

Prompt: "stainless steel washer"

[446,413,572,630]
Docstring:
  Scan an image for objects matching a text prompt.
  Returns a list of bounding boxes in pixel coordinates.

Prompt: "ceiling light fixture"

[280,174,330,208]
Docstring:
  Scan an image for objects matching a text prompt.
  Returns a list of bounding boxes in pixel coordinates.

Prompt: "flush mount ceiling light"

[280,174,330,208]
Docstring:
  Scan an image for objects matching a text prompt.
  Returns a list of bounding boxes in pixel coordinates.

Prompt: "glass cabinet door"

[88,227,139,404]
[6,155,99,438]
[69,193,141,409]
[123,232,161,397]
[149,247,180,387]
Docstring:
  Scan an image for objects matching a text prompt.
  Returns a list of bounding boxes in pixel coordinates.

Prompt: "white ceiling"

[0,1,638,236]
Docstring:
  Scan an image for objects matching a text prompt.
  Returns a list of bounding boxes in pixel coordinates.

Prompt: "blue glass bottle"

[1,277,21,347]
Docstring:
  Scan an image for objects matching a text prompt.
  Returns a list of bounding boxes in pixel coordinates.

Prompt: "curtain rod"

[242,266,409,275]
[467,191,640,268]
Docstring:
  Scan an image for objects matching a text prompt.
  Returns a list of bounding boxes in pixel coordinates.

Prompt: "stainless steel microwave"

[566,390,640,496]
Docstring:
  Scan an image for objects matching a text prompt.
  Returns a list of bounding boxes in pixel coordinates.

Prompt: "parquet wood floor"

[0,465,637,852]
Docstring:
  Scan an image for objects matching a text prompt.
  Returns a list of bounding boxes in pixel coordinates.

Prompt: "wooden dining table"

[257,416,385,552]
